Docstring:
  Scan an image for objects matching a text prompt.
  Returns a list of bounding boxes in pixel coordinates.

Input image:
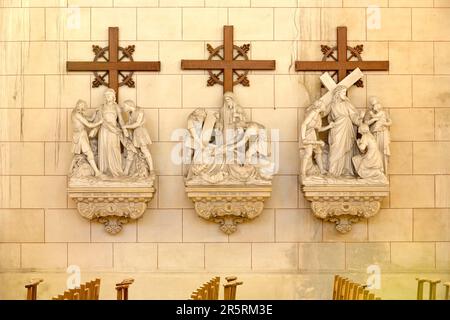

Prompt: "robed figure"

[323,85,361,177]
[90,88,127,177]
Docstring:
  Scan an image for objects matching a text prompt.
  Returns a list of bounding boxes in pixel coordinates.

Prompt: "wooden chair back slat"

[416,278,441,300]
[333,275,381,300]
[190,276,223,300]
[332,275,340,300]
[25,279,44,300]
[116,278,134,300]
[223,276,243,300]
[444,282,450,300]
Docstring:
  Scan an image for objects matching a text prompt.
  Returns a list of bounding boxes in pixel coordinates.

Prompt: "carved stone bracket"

[186,186,272,234]
[68,187,155,234]
[302,184,389,234]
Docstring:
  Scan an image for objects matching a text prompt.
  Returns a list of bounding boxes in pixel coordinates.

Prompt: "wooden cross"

[67,27,161,100]
[318,68,364,106]
[296,26,389,86]
[181,25,276,93]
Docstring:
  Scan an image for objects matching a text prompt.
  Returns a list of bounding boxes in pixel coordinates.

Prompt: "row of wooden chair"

[416,278,450,300]
[332,275,381,300]
[52,278,101,300]
[191,276,220,300]
[26,278,134,300]
[190,276,243,300]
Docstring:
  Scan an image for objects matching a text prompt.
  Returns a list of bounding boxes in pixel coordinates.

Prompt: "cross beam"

[296,26,389,84]
[181,25,276,93]
[67,27,161,99]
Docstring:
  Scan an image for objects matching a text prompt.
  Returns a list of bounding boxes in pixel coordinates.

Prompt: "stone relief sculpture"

[70,89,154,183]
[185,92,275,185]
[184,92,274,234]
[300,78,388,184]
[300,68,390,233]
[68,89,155,234]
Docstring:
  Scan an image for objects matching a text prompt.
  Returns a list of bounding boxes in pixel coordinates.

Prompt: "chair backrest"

[190,276,223,300]
[332,275,340,300]
[52,278,101,300]
[116,278,134,300]
[223,276,243,300]
[416,278,441,300]
[443,282,450,300]
[25,279,44,300]
[333,275,381,300]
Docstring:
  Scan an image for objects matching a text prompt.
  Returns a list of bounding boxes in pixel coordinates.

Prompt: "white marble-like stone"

[68,90,156,234]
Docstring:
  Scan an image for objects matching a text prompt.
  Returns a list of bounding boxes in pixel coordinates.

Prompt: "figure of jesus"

[90,89,127,177]
[323,85,361,177]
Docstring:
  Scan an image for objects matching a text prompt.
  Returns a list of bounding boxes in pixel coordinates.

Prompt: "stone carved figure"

[365,97,391,174]
[91,88,126,177]
[352,123,386,182]
[300,100,334,177]
[122,100,154,176]
[300,84,391,185]
[70,100,103,177]
[324,85,362,177]
[184,92,274,185]
[69,89,154,186]
[300,69,391,234]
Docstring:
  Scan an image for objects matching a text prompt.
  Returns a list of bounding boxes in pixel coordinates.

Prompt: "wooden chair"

[416,278,441,300]
[116,278,134,300]
[332,275,381,300]
[443,282,449,300]
[223,276,243,300]
[190,276,240,300]
[52,278,101,300]
[190,277,220,300]
[332,275,340,300]
[25,279,44,300]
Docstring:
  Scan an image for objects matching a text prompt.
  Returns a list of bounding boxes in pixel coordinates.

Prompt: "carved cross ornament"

[181,25,276,92]
[66,27,161,99]
[295,26,389,87]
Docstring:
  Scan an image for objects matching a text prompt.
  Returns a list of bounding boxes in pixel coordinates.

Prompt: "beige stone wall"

[0,0,449,300]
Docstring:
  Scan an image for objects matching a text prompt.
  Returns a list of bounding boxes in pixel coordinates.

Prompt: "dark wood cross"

[181,25,276,93]
[295,26,389,86]
[67,27,160,100]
